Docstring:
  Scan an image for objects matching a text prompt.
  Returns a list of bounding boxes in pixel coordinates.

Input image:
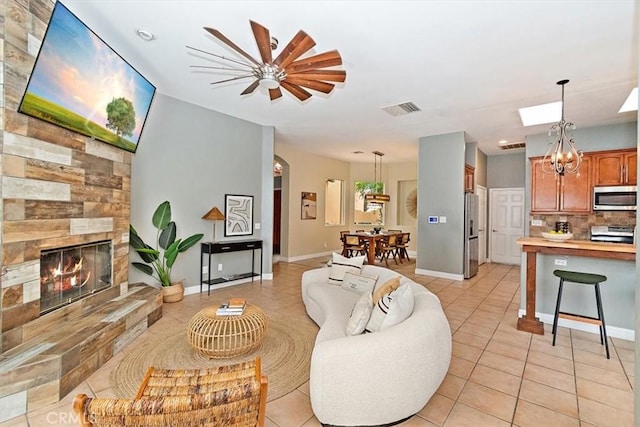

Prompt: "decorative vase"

[162,282,184,303]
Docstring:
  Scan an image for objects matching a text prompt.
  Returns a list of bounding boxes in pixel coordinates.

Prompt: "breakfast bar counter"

[516,237,635,334]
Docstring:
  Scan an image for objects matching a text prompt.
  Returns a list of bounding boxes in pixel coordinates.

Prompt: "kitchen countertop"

[516,237,636,255]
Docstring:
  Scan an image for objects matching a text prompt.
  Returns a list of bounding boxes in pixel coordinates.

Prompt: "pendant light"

[364,151,390,205]
[542,79,583,176]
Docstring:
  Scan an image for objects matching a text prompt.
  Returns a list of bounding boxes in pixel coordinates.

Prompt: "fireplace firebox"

[40,240,113,315]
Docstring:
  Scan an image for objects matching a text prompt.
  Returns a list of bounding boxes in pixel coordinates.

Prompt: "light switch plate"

[531,219,543,226]
[255,223,261,230]
[439,216,447,223]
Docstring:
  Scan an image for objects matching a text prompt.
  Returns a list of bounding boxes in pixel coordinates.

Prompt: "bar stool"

[551,269,609,359]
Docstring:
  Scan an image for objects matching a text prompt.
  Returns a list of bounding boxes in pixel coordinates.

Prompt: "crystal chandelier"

[542,79,583,176]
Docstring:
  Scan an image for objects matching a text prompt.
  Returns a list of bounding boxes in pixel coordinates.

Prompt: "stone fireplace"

[39,240,112,315]
[0,2,163,420]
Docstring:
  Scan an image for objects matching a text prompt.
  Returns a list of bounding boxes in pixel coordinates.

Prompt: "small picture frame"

[225,194,253,236]
[301,192,317,220]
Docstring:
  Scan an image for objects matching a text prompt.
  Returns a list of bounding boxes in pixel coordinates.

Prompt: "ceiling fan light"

[259,77,280,89]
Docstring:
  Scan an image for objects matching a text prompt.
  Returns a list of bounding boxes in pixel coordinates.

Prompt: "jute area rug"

[110,314,318,402]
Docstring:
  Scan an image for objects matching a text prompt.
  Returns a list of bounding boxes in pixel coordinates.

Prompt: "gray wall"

[130,94,271,289]
[487,152,526,188]
[417,131,466,276]
[476,149,487,188]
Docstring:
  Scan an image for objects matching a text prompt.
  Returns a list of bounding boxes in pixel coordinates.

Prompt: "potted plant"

[129,201,203,302]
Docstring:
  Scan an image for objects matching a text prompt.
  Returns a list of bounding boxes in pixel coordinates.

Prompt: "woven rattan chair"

[74,357,268,427]
[344,234,367,257]
[378,234,400,267]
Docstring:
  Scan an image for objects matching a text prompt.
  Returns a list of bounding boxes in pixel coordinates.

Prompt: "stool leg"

[595,283,610,359]
[552,278,564,346]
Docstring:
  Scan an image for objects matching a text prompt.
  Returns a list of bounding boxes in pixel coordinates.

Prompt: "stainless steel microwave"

[593,185,637,211]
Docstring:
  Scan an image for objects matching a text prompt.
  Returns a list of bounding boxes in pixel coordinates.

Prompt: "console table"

[200,240,263,295]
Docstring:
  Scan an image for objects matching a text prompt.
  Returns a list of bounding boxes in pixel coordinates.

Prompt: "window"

[354,181,384,225]
[325,179,344,226]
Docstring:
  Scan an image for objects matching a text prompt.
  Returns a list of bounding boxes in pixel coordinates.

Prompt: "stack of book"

[216,298,246,316]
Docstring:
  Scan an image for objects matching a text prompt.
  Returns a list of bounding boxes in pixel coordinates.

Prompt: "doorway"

[489,187,525,265]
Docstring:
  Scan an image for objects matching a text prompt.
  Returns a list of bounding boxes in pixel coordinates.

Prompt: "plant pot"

[162,282,184,303]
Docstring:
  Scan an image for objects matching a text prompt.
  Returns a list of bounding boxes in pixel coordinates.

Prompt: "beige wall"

[275,143,351,258]
[275,142,418,259]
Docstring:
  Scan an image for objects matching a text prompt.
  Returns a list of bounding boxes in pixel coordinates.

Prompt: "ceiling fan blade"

[281,81,312,101]
[273,30,316,69]
[204,26,260,66]
[287,69,346,83]
[250,20,272,64]
[241,80,260,95]
[210,75,255,85]
[286,50,343,73]
[284,77,334,94]
[269,88,283,100]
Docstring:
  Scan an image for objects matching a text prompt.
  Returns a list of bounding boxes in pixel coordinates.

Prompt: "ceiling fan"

[187,21,346,101]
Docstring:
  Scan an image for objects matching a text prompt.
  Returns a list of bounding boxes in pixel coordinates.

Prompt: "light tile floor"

[2,257,635,426]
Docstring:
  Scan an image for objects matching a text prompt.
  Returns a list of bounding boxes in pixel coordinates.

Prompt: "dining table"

[346,232,397,265]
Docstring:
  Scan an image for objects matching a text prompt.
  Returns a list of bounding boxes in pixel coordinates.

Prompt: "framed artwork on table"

[225,194,253,236]
[301,192,317,220]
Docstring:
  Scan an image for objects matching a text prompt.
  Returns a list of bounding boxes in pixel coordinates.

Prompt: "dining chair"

[396,233,411,262]
[378,234,400,267]
[339,231,350,256]
[344,235,367,257]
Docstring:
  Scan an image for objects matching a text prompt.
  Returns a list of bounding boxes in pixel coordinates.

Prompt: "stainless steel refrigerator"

[464,193,479,279]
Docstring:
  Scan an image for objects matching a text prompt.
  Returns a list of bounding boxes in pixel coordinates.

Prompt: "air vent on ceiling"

[382,101,422,117]
[499,142,526,150]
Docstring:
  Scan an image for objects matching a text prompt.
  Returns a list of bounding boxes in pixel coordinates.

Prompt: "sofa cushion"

[365,282,414,332]
[345,291,373,335]
[372,276,400,304]
[328,253,366,285]
[341,272,378,295]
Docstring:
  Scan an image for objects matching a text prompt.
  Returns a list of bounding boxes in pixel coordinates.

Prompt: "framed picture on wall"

[301,192,317,220]
[225,194,253,236]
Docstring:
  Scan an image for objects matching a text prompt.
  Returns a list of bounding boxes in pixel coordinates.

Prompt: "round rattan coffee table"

[187,303,268,359]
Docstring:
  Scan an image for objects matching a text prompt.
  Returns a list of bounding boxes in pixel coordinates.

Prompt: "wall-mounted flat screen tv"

[18,2,155,153]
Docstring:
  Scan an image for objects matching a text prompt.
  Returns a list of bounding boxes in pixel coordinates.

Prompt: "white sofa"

[302,264,452,426]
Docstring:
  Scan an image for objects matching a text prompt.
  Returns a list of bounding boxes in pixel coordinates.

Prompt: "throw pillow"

[328,252,365,285]
[341,272,378,295]
[365,282,414,333]
[346,291,373,335]
[372,276,401,304]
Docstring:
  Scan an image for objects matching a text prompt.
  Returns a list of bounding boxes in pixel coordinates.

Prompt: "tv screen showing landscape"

[18,2,156,153]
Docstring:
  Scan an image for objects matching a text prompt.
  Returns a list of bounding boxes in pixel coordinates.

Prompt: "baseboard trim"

[415,268,464,281]
[517,309,635,341]
[184,275,268,295]
[282,250,335,263]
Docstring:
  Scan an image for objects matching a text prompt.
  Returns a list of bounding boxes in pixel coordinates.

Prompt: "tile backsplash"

[530,211,636,240]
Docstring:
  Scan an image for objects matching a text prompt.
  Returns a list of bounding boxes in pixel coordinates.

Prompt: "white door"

[476,185,487,265]
[489,188,525,265]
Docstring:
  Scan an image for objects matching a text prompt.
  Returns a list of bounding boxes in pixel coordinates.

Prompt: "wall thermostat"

[428,216,439,224]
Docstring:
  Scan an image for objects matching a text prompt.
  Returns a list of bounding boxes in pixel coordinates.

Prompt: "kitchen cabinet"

[593,149,637,186]
[530,156,592,213]
[464,164,475,193]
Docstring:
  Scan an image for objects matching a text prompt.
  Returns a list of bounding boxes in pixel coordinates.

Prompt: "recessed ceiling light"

[518,101,561,126]
[618,87,638,113]
[136,29,156,41]
[498,139,508,145]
